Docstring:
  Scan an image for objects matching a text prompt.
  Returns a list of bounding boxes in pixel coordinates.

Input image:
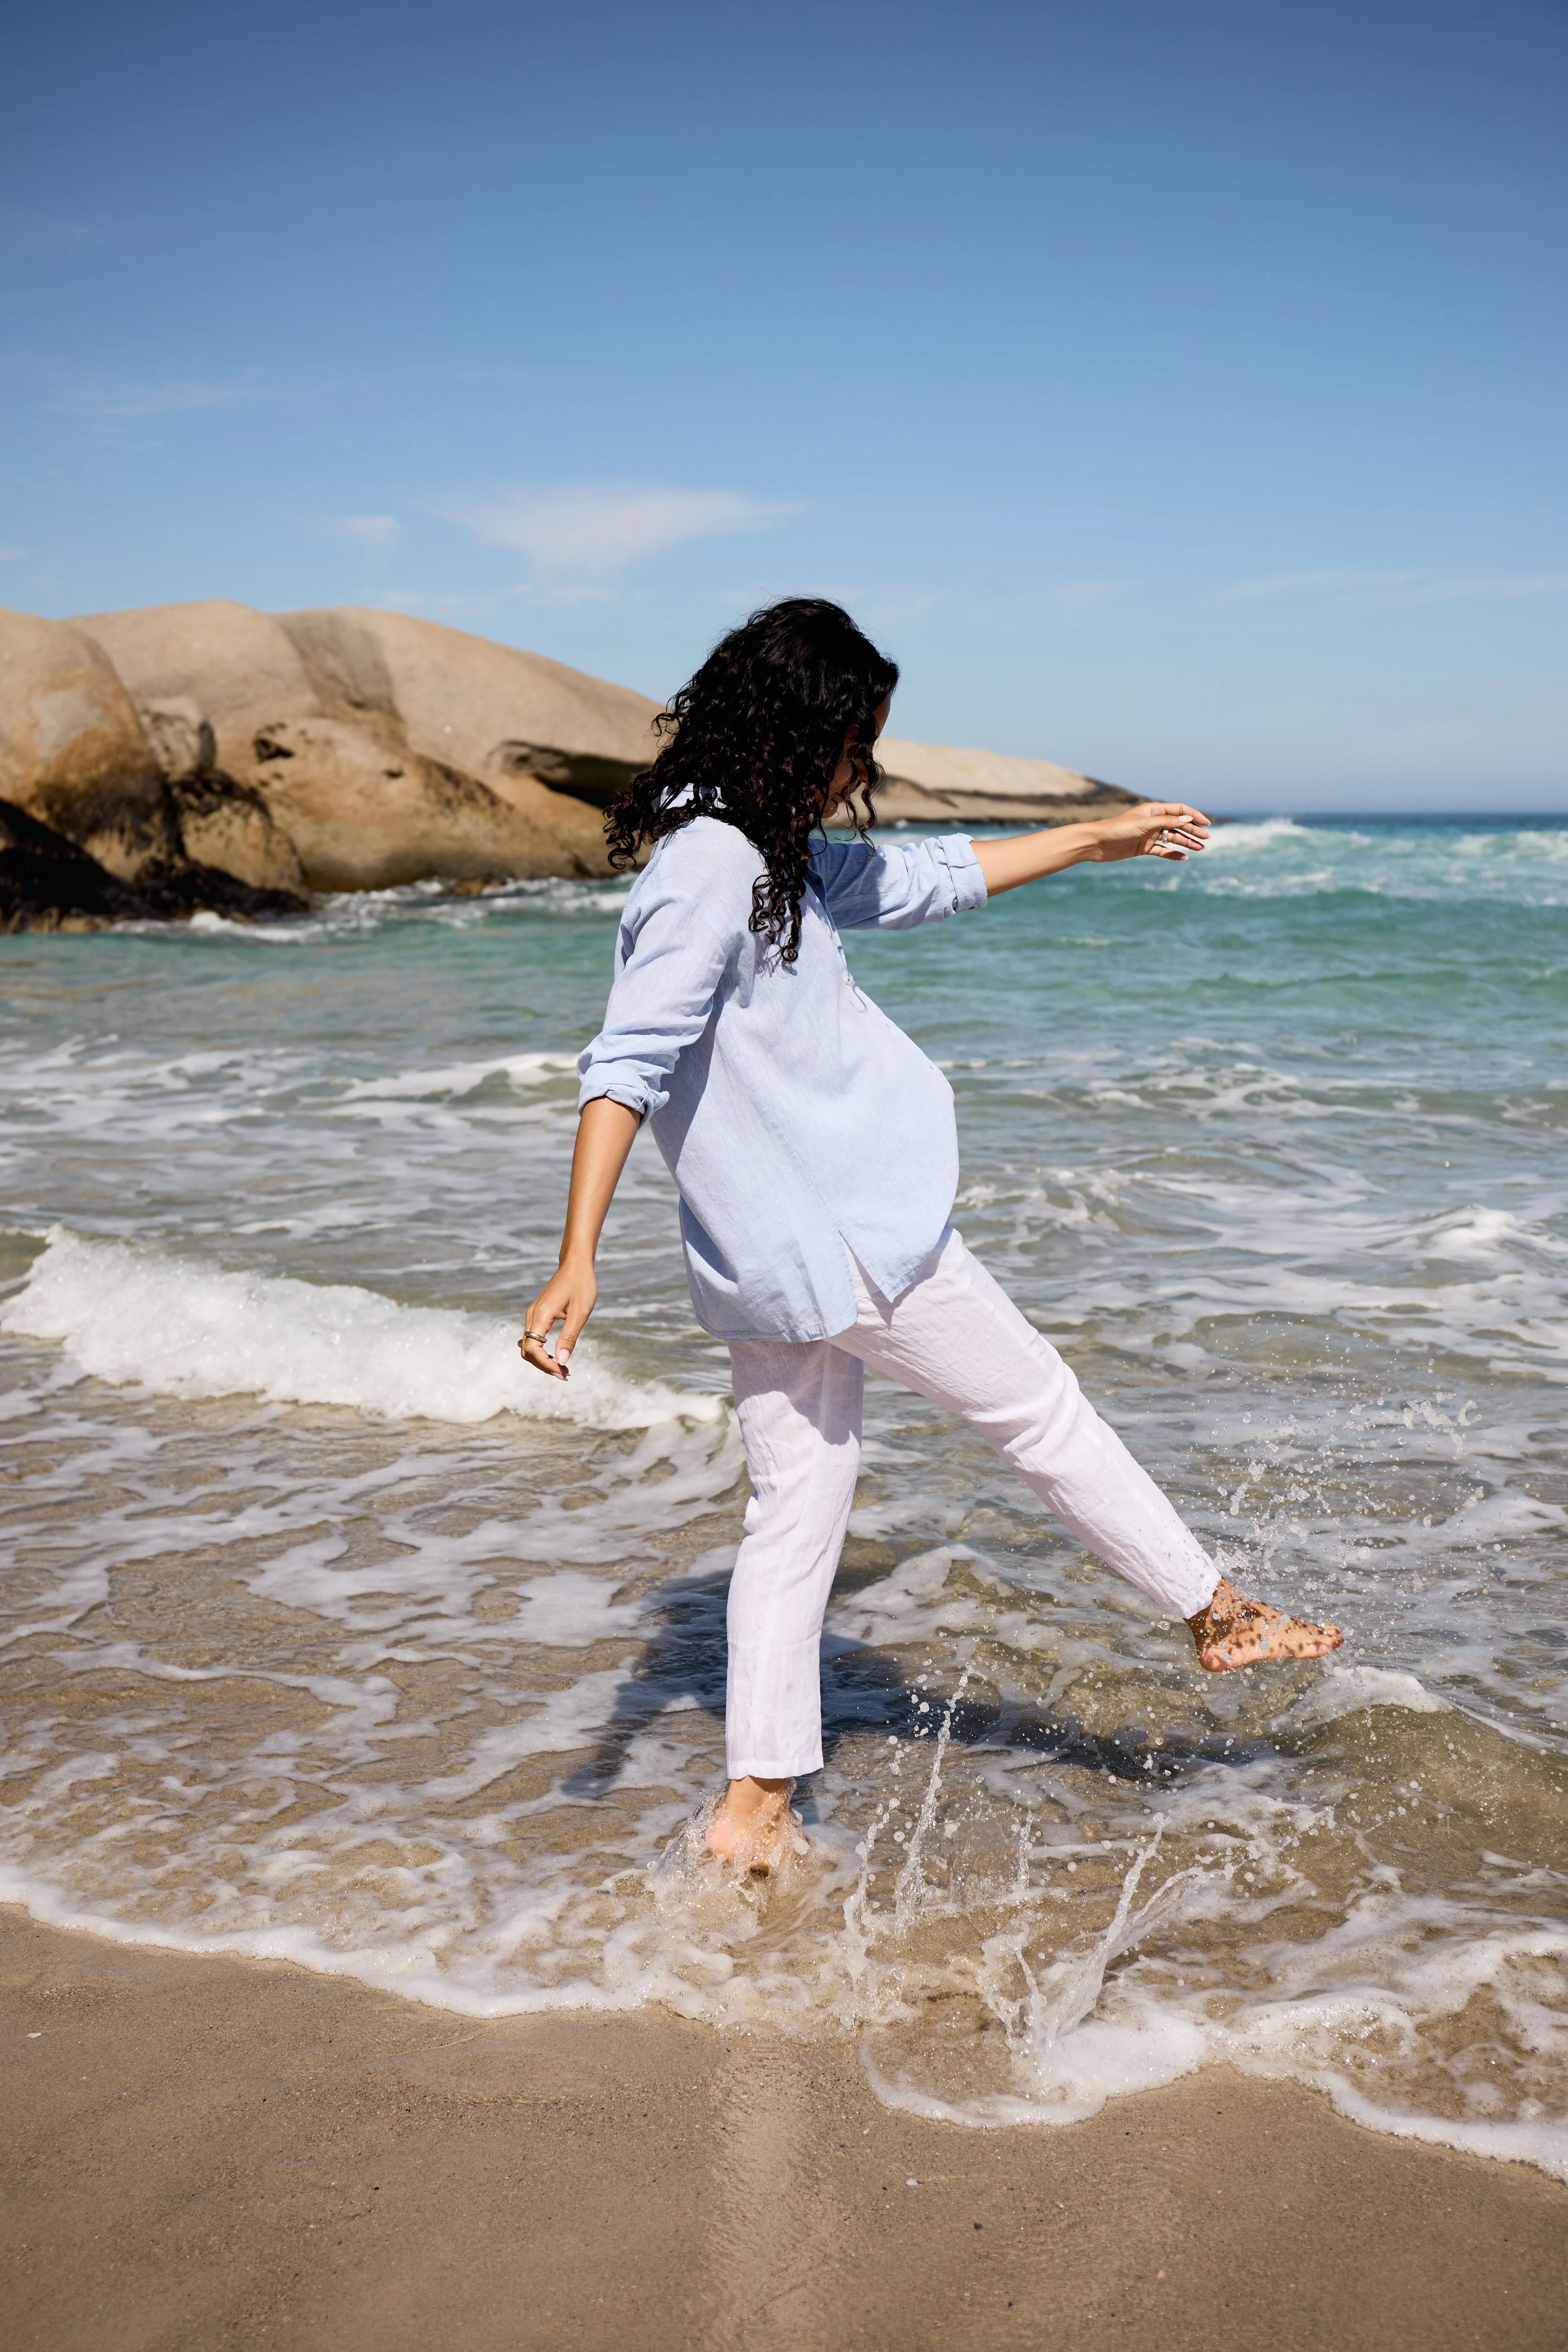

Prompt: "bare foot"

[1187,1576,1344,1672]
[704,1776,807,1873]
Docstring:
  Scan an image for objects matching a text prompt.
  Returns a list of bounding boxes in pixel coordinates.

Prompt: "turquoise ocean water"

[2,815,1565,2171]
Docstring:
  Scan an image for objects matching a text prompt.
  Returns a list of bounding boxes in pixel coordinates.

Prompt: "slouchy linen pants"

[723,1227,1220,1780]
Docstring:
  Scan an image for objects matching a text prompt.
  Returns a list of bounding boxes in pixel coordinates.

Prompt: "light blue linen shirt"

[577,816,989,1342]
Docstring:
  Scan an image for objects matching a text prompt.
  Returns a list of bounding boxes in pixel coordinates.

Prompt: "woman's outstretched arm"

[972,800,1209,896]
[519,1097,641,1381]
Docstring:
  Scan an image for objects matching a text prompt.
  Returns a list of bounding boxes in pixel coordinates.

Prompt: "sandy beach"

[5,1905,1564,2352]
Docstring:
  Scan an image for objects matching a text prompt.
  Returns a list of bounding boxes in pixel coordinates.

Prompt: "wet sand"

[4,1906,1563,2352]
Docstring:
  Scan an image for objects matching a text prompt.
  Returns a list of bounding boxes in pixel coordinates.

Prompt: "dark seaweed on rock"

[0,797,308,932]
[0,796,145,929]
[127,858,309,924]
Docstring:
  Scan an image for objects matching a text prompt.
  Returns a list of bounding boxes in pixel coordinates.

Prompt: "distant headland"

[0,601,1135,931]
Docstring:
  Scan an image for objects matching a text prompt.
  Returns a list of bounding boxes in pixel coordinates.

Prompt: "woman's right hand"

[519,1256,597,1381]
[518,1097,639,1383]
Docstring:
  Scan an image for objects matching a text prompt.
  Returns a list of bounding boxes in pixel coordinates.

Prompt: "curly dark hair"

[604,598,900,965]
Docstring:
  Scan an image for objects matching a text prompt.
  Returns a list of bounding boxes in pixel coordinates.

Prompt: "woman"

[521,600,1341,1868]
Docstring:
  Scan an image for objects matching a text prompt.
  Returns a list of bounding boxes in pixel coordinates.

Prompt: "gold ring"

[523,1330,551,1344]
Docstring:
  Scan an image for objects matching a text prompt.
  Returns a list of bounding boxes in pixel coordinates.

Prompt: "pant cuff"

[724,1748,822,1780]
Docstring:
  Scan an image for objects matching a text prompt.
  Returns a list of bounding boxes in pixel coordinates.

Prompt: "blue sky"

[3,0,1564,811]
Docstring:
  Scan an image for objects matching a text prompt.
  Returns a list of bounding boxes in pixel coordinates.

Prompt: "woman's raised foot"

[1187,1576,1343,1672]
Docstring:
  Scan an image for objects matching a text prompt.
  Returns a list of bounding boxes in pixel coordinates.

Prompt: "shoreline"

[5,1905,1564,2351]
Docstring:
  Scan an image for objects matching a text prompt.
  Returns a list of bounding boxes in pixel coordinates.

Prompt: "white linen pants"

[723,1227,1220,1779]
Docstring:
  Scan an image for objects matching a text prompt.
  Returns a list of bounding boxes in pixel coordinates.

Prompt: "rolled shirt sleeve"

[808,832,988,931]
[577,875,737,1121]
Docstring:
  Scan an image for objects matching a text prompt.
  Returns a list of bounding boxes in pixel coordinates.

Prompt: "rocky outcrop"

[867,737,1136,826]
[73,600,629,892]
[1,597,1140,927]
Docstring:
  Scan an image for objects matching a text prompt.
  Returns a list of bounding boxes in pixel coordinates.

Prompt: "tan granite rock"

[246,715,608,892]
[278,606,662,806]
[73,601,324,789]
[72,601,628,885]
[137,693,218,784]
[0,606,177,875]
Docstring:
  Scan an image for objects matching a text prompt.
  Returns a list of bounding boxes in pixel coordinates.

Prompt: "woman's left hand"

[1089,801,1210,862]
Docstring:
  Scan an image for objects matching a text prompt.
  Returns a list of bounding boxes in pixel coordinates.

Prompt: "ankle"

[719,1775,791,1821]
[1186,1578,1235,1646]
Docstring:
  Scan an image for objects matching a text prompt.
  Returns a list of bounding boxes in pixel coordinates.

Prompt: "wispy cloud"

[325,513,401,556]
[60,378,261,420]
[435,482,802,574]
[0,544,26,561]
[0,205,103,247]
[1220,566,1568,607]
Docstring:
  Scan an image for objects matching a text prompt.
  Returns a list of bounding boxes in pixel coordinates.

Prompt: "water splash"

[893,1653,974,1936]
[839,1658,975,2010]
[982,1826,1211,2091]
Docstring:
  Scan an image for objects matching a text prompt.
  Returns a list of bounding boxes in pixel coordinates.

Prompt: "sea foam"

[2,1227,720,1430]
